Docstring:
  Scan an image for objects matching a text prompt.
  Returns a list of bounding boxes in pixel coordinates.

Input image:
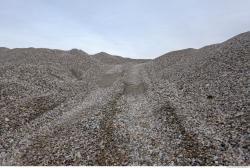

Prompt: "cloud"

[0,0,250,58]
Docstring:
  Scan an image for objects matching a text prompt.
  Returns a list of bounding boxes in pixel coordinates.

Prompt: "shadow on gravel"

[96,83,130,166]
[156,103,214,165]
[1,94,66,132]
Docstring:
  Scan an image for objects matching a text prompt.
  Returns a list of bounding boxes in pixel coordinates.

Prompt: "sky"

[0,0,250,59]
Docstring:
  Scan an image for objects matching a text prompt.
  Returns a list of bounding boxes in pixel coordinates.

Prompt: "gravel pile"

[0,32,249,165]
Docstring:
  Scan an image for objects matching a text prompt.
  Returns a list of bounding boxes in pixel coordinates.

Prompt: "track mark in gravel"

[108,64,162,165]
[96,73,121,88]
[96,84,129,165]
[123,64,148,96]
[96,64,149,165]
[156,103,214,165]
[1,95,66,131]
[123,82,146,96]
[118,94,159,165]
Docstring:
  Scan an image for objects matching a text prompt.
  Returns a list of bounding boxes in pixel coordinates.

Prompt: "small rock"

[76,151,81,158]
[235,112,244,117]
[5,118,10,122]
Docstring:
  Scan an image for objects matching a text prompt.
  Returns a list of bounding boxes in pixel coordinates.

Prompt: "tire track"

[155,102,214,165]
[96,82,129,165]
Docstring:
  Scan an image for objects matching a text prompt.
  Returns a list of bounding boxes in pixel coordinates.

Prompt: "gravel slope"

[0,32,249,166]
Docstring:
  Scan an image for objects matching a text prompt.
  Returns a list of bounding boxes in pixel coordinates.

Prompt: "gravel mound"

[93,52,149,65]
[0,32,249,166]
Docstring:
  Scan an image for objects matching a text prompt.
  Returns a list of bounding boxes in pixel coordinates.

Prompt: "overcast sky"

[0,0,250,58]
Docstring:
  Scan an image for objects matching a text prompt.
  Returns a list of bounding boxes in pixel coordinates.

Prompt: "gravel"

[0,32,249,166]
